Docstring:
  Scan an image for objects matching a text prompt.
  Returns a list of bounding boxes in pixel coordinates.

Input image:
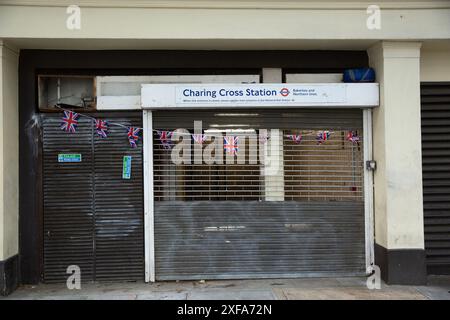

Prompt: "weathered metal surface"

[154,201,365,280]
[152,109,363,130]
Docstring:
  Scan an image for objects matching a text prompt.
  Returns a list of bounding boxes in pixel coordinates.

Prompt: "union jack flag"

[157,130,173,150]
[60,110,79,133]
[259,131,269,144]
[127,127,140,148]
[287,134,303,144]
[347,131,360,144]
[192,133,206,145]
[224,136,239,156]
[95,119,108,138]
[316,130,331,144]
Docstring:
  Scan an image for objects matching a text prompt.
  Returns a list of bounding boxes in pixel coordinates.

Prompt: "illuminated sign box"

[141,83,379,109]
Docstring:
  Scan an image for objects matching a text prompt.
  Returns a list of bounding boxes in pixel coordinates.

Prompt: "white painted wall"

[0,41,19,260]
[368,41,425,250]
[1,2,450,45]
[421,42,450,82]
[285,74,343,83]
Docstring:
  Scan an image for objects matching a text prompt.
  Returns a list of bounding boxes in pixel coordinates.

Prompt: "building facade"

[1,0,450,295]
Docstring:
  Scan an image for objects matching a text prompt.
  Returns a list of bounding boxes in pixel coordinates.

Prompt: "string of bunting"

[59,107,143,148]
[58,107,360,153]
[154,130,360,156]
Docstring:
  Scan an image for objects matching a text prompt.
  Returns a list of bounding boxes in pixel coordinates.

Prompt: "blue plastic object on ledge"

[343,68,376,83]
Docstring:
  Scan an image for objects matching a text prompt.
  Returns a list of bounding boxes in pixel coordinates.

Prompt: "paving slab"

[136,292,188,300]
[187,290,276,300]
[335,277,369,287]
[188,279,290,291]
[284,277,344,288]
[415,285,450,300]
[273,287,427,300]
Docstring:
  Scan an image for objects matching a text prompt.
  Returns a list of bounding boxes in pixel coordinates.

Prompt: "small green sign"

[122,156,132,179]
[58,154,82,163]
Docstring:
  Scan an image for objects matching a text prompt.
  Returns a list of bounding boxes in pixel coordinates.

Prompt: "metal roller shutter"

[43,115,95,282]
[153,109,366,280]
[43,112,144,282]
[421,83,450,275]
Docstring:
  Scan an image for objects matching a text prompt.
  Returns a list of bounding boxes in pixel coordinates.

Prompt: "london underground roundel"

[280,88,290,97]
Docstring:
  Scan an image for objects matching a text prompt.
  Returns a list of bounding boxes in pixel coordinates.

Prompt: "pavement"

[2,276,449,300]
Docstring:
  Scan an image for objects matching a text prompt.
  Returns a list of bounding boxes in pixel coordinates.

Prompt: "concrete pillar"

[0,40,19,296]
[368,41,426,285]
[262,68,285,201]
[262,129,285,201]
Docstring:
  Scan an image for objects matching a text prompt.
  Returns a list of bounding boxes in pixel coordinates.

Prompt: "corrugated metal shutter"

[43,112,144,283]
[43,115,95,282]
[421,83,450,275]
[153,109,365,280]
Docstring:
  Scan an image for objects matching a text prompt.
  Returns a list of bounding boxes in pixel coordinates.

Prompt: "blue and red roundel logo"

[280,87,290,97]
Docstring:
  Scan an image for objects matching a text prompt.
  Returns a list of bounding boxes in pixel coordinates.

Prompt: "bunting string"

[316,130,332,145]
[127,127,141,148]
[258,132,269,145]
[56,106,141,130]
[156,130,173,150]
[224,136,239,156]
[57,106,142,148]
[55,106,360,150]
[192,133,207,145]
[286,134,303,144]
[347,131,360,144]
[61,110,79,133]
[95,119,108,138]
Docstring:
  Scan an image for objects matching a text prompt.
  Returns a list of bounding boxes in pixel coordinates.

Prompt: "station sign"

[141,83,379,109]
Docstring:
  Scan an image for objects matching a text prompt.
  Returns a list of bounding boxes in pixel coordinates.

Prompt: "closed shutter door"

[153,109,365,280]
[43,112,144,282]
[43,115,95,282]
[421,83,450,275]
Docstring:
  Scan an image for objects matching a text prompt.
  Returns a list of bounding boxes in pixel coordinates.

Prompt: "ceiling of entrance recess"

[0,1,449,9]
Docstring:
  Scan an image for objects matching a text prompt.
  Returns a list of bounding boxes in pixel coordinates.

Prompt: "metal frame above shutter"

[421,82,450,275]
[97,75,260,110]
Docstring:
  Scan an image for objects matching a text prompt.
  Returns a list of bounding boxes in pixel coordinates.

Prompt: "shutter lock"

[366,160,377,171]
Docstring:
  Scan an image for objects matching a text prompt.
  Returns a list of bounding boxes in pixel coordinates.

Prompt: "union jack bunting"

[192,133,206,145]
[287,134,303,144]
[157,130,173,150]
[95,119,108,138]
[60,110,79,133]
[224,136,239,156]
[316,130,331,144]
[127,127,140,148]
[347,131,360,144]
[259,131,269,144]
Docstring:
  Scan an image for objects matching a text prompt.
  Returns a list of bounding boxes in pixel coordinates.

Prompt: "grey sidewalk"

[2,276,449,300]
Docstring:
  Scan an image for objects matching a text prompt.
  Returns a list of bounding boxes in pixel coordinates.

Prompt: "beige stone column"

[0,40,19,295]
[368,41,426,284]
